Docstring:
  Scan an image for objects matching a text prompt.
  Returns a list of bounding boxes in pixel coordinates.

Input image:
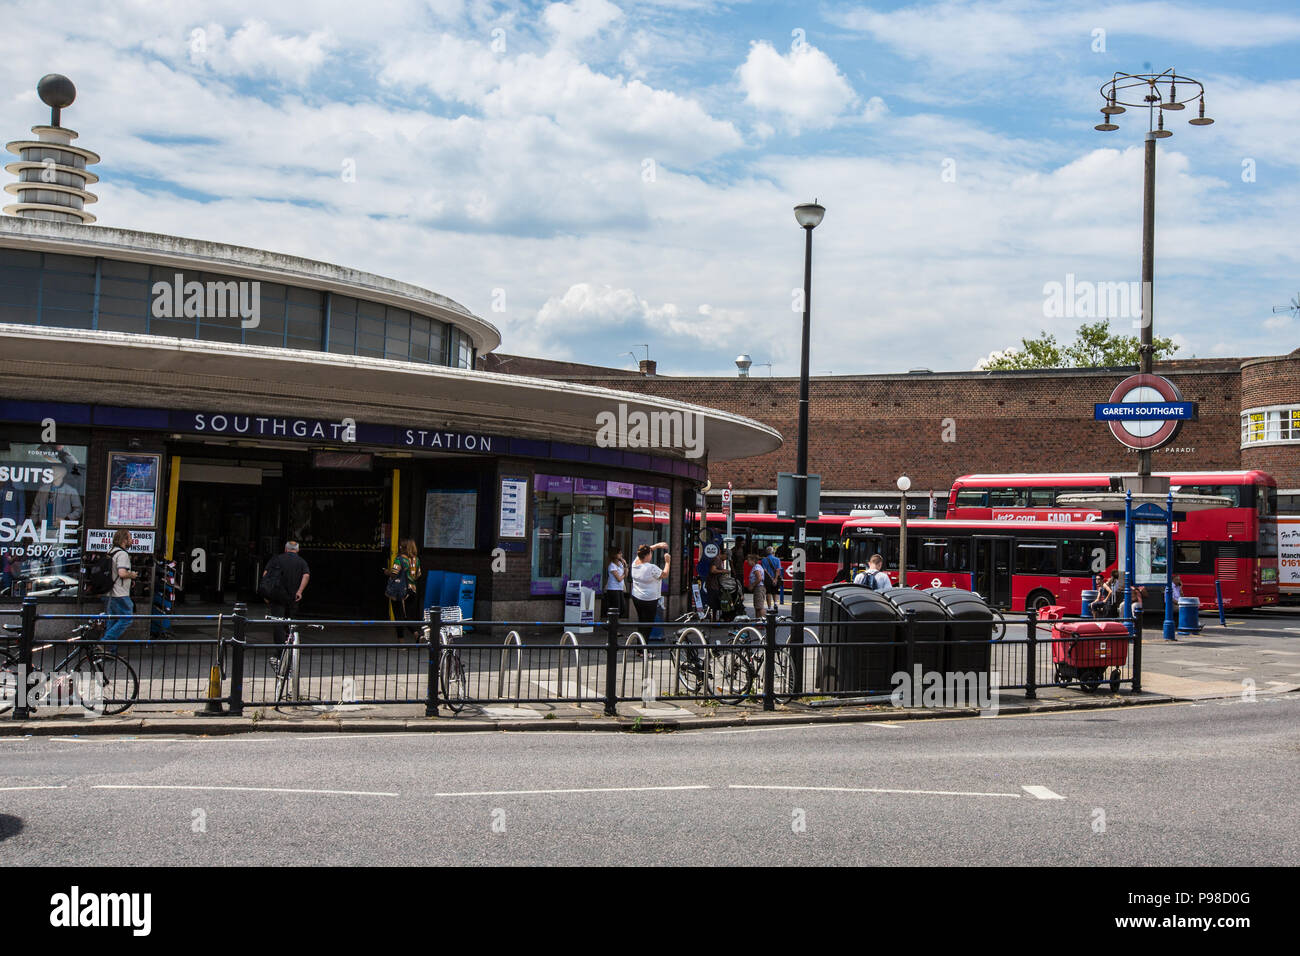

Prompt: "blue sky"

[4,0,1298,375]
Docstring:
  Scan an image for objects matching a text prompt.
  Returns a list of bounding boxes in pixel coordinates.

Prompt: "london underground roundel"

[1105,373,1186,450]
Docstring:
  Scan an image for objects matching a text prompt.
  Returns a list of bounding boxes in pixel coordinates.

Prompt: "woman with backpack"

[385,539,423,639]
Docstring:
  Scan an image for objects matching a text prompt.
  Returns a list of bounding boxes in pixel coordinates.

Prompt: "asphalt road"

[1,694,1296,866]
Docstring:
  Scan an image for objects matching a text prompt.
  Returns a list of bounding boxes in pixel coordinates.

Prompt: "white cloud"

[862,96,889,122]
[187,20,336,84]
[543,0,624,47]
[737,41,858,131]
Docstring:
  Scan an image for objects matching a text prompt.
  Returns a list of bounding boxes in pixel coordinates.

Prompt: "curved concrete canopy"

[0,325,783,463]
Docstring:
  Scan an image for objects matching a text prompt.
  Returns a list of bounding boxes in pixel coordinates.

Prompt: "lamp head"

[794,201,825,229]
[896,475,912,492]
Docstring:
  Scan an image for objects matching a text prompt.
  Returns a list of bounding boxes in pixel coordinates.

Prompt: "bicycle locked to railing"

[0,612,139,716]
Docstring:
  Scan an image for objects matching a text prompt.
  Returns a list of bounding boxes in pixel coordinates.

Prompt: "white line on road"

[435,785,711,797]
[712,723,900,734]
[729,784,1021,798]
[91,784,398,797]
[0,785,68,791]
[1021,785,1065,800]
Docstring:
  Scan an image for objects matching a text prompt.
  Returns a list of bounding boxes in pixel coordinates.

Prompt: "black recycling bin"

[925,587,995,677]
[879,588,947,678]
[817,585,901,695]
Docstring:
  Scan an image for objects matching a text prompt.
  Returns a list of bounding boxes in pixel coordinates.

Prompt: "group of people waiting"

[1089,570,1184,642]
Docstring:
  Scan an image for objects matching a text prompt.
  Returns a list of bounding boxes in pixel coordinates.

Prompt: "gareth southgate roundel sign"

[1094,373,1195,451]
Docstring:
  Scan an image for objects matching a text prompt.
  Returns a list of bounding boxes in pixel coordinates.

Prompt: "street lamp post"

[897,475,911,587]
[791,201,825,632]
[1094,70,1213,486]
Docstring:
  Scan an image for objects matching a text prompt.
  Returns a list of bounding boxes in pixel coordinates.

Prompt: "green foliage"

[979,320,1178,370]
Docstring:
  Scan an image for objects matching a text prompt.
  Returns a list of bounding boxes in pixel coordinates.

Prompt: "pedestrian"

[1130,582,1144,641]
[1171,575,1184,603]
[1092,570,1119,618]
[604,547,628,618]
[747,553,767,618]
[867,553,891,591]
[103,529,138,642]
[630,542,670,632]
[761,546,782,613]
[385,538,423,639]
[260,541,311,648]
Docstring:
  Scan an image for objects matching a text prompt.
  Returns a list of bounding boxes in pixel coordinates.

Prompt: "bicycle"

[420,607,468,713]
[265,616,323,711]
[0,619,139,716]
[717,624,796,702]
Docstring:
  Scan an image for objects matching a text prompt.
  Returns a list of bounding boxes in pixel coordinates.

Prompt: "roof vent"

[735,354,752,377]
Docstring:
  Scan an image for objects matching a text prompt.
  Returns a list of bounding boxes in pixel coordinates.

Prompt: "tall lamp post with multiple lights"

[897,475,911,587]
[791,200,825,631]
[1093,69,1213,486]
[1095,69,1213,637]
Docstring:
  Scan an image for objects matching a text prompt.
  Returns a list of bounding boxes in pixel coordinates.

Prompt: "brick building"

[480,352,1300,514]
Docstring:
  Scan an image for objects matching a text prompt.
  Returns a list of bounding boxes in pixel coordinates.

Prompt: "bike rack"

[557,631,588,700]
[497,631,524,701]
[619,630,647,697]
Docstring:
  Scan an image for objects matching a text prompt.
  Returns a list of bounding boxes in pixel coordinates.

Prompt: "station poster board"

[105,452,161,528]
[499,476,528,539]
[425,490,477,550]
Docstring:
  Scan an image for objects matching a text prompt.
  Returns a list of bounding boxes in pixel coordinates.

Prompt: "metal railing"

[0,599,1143,718]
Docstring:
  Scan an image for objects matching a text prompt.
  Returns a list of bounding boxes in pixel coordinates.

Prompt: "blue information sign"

[1094,402,1196,421]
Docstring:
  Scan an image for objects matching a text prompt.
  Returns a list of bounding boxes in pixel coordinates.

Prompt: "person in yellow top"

[386,539,423,639]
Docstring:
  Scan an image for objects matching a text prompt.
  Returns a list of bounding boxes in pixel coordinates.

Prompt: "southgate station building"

[0,77,780,620]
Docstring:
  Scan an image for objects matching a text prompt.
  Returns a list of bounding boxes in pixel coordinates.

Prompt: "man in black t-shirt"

[261,541,311,645]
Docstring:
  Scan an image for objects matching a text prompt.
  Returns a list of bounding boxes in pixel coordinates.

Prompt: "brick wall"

[489,355,1283,489]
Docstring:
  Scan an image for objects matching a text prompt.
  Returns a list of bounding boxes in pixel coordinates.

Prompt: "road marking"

[91,784,398,797]
[712,723,899,734]
[0,785,68,791]
[436,784,711,797]
[729,784,1021,799]
[1021,785,1065,800]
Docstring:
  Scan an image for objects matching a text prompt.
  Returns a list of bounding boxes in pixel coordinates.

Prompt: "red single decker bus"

[840,517,1120,613]
[690,513,850,592]
[946,471,1280,610]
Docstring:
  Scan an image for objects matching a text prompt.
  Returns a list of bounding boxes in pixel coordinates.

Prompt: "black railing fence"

[0,599,1142,719]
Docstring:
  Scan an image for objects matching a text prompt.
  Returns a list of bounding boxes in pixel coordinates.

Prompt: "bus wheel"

[1026,590,1055,614]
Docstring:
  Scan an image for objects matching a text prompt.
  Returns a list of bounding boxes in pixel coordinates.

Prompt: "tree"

[976,320,1178,370]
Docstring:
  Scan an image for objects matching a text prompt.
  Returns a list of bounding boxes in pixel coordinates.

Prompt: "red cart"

[1038,606,1129,693]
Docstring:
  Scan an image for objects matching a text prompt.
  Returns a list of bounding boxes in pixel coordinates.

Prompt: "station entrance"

[168,442,393,616]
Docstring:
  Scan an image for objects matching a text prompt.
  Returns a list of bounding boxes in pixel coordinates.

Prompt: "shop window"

[1,441,89,598]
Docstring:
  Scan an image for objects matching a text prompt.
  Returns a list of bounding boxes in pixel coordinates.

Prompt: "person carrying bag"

[385,539,423,639]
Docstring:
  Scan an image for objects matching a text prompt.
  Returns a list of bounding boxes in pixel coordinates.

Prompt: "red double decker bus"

[945,471,1280,610]
[690,513,850,591]
[840,517,1120,613]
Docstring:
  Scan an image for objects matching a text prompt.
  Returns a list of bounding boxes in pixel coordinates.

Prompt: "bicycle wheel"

[769,645,797,702]
[673,631,709,696]
[0,651,18,714]
[714,633,758,704]
[439,652,468,713]
[75,652,139,716]
[274,638,299,707]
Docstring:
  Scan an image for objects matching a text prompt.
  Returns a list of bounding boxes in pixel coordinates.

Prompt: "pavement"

[3,604,1296,736]
[1,692,1296,865]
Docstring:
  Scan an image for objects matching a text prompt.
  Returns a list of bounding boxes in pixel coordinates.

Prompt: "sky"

[3,0,1297,376]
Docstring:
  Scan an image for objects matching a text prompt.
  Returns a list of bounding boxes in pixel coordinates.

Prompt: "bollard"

[425,606,441,717]
[762,609,778,712]
[1214,581,1227,627]
[200,662,224,716]
[12,597,37,719]
[228,602,246,717]
[1024,609,1037,701]
[604,608,620,717]
[1132,607,1142,695]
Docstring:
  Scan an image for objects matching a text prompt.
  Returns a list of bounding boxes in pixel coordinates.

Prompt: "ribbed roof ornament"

[4,74,100,224]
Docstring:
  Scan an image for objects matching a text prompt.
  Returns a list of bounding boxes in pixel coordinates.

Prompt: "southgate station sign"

[1094,373,1197,450]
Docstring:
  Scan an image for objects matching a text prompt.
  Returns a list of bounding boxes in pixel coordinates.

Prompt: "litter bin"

[1177,596,1201,635]
[1080,589,1098,618]
[925,587,995,677]
[879,588,947,678]
[817,585,901,694]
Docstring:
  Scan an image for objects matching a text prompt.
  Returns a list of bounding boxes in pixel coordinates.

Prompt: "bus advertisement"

[945,472,1279,610]
[1281,515,1300,603]
[840,517,1120,613]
